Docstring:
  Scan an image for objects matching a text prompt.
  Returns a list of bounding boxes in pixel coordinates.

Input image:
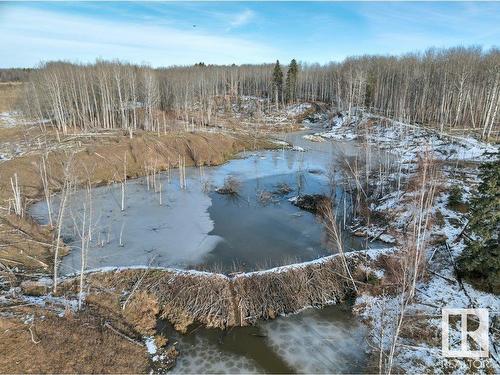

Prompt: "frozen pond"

[163,304,369,374]
[29,129,382,373]
[30,130,386,275]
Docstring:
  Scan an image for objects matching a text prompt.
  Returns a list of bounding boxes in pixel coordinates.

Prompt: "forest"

[18,46,499,138]
[0,68,32,83]
[1,43,499,374]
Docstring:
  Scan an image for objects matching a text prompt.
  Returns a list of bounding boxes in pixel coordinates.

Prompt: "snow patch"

[145,336,157,355]
[286,103,312,117]
[302,134,325,142]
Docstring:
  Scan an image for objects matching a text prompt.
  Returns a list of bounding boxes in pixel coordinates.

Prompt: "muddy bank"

[0,130,276,203]
[0,130,276,272]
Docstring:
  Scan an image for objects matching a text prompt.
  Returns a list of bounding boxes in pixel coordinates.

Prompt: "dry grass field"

[0,82,23,113]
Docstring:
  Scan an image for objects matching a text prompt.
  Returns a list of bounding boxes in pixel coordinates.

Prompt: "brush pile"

[71,251,365,333]
[215,176,241,195]
[232,255,354,325]
[290,194,332,213]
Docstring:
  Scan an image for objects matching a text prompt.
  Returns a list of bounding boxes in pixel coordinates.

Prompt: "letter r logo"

[442,308,489,358]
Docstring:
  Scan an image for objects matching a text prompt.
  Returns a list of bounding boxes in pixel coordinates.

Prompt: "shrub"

[447,185,463,209]
[216,176,241,195]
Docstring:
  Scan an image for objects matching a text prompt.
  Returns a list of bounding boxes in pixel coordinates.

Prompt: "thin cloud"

[229,9,255,28]
[0,7,275,67]
[357,2,500,40]
[1,2,498,68]
[348,2,500,55]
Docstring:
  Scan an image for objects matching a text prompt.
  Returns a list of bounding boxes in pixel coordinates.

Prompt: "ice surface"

[173,336,262,374]
[29,130,387,274]
[261,308,368,373]
[31,174,222,275]
[167,305,368,374]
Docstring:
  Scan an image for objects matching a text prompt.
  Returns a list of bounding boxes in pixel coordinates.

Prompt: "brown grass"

[0,307,150,374]
[0,82,23,113]
[0,283,180,373]
[0,129,274,203]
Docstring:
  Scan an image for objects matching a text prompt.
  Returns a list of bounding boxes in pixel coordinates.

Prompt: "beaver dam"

[31,129,390,373]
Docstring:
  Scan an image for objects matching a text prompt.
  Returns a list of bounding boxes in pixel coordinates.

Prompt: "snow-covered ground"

[308,111,498,163]
[215,96,314,128]
[0,111,51,128]
[285,102,312,117]
[354,185,500,373]
[310,112,500,373]
[0,112,54,161]
[0,112,22,128]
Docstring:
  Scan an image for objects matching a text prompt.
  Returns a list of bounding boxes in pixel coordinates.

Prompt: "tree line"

[23,46,499,138]
[0,68,33,82]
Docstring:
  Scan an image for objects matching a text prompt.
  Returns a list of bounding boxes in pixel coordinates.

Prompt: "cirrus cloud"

[0,6,274,68]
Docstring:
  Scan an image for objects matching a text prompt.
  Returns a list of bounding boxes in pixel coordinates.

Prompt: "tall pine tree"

[272,60,283,106]
[285,59,299,103]
[457,159,499,293]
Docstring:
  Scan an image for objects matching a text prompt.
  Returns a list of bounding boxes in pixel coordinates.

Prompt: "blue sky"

[0,1,499,68]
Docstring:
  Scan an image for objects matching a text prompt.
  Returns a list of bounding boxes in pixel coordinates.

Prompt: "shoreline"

[1,105,498,373]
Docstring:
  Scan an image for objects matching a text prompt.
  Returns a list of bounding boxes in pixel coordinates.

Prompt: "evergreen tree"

[285,59,299,103]
[272,60,283,105]
[457,159,500,293]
